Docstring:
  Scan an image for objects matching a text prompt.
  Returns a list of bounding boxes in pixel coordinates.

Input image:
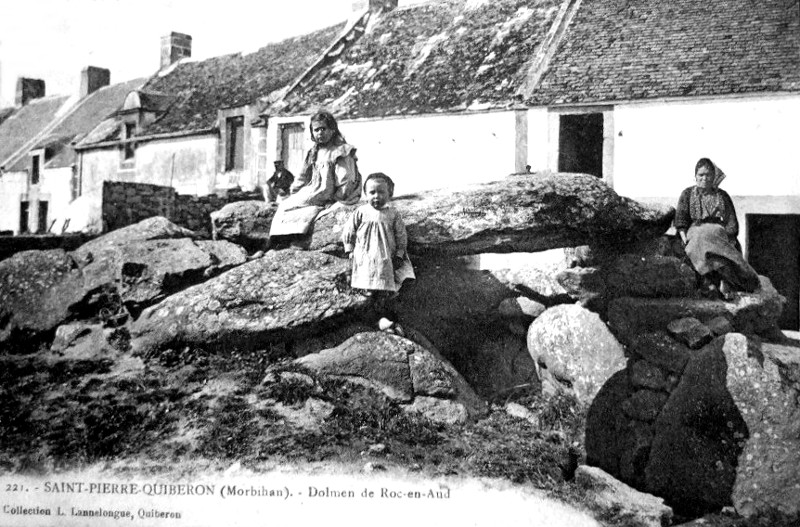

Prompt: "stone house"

[522,0,800,329]
[0,78,70,233]
[63,0,800,328]
[73,24,348,211]
[262,0,800,329]
[0,70,145,234]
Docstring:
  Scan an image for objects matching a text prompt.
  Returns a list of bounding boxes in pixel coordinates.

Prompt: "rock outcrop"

[307,174,674,255]
[608,276,786,345]
[0,218,248,352]
[527,304,626,403]
[728,335,800,518]
[0,249,85,350]
[575,465,673,527]
[106,238,246,310]
[297,331,487,424]
[395,256,539,398]
[210,200,276,252]
[73,216,199,261]
[130,250,373,356]
[587,332,800,518]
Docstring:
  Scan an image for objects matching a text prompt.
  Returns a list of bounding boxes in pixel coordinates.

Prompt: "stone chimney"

[15,77,45,106]
[160,32,192,69]
[352,0,398,12]
[80,66,110,98]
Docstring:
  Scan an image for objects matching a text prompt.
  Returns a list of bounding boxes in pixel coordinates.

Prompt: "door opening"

[558,113,603,177]
[747,214,800,330]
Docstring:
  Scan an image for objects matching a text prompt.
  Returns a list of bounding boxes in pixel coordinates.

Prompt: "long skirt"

[685,223,760,292]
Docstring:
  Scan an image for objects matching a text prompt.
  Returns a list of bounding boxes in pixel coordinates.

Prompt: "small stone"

[629,360,668,391]
[667,317,714,349]
[575,465,673,527]
[630,333,691,374]
[498,297,546,320]
[363,462,386,473]
[706,316,734,336]
[368,443,387,455]
[505,402,540,426]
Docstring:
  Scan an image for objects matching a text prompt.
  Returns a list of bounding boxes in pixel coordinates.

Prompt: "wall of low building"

[81,135,220,200]
[39,167,74,233]
[612,94,800,200]
[127,136,219,196]
[526,107,550,173]
[0,172,27,233]
[342,110,520,193]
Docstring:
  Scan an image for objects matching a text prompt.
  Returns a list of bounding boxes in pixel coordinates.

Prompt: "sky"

[0,0,362,107]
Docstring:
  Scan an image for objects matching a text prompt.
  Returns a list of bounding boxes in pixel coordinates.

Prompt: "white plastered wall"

[612,94,800,200]
[39,166,74,233]
[343,111,519,194]
[266,111,522,195]
[0,172,27,233]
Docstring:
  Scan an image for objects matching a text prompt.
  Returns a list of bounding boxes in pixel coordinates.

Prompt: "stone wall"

[102,181,263,235]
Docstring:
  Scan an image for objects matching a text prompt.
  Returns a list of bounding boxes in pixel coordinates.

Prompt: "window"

[19,201,29,233]
[124,122,136,160]
[70,165,81,201]
[37,201,49,234]
[31,155,41,185]
[226,116,244,171]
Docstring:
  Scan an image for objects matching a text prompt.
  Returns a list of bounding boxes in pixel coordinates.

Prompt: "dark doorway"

[37,201,49,233]
[558,113,603,177]
[19,201,29,233]
[747,214,800,330]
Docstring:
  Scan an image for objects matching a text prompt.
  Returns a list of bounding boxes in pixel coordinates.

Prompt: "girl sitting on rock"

[342,173,415,331]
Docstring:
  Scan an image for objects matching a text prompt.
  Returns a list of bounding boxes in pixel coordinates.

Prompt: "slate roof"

[268,0,563,118]
[0,107,15,126]
[81,23,346,146]
[5,77,147,171]
[527,0,800,105]
[0,95,70,169]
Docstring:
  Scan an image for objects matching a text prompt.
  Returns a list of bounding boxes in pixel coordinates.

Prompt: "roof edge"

[260,10,374,115]
[75,126,217,151]
[516,0,582,99]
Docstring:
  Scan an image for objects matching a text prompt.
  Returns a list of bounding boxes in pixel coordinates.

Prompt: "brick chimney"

[160,32,192,69]
[352,0,398,12]
[15,77,45,106]
[80,66,110,98]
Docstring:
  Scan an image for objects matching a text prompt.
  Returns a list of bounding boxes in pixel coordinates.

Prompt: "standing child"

[342,173,415,329]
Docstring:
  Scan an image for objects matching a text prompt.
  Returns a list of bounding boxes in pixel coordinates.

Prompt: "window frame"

[119,119,137,169]
[29,149,44,185]
[225,115,245,172]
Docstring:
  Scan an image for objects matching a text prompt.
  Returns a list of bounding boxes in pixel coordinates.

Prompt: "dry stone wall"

[102,181,263,235]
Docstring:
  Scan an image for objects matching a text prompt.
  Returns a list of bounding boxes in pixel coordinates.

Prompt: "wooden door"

[280,123,306,179]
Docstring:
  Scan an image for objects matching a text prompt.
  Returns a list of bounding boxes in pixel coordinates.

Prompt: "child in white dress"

[342,173,415,328]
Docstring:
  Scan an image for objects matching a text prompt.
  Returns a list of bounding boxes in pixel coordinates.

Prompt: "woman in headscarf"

[269,111,361,237]
[675,158,760,300]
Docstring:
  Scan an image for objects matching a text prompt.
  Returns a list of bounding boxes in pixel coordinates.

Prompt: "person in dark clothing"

[265,160,294,202]
[674,157,759,300]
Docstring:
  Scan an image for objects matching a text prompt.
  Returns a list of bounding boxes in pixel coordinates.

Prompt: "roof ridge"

[1,96,80,169]
[515,0,582,99]
[261,9,375,113]
[0,77,140,169]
